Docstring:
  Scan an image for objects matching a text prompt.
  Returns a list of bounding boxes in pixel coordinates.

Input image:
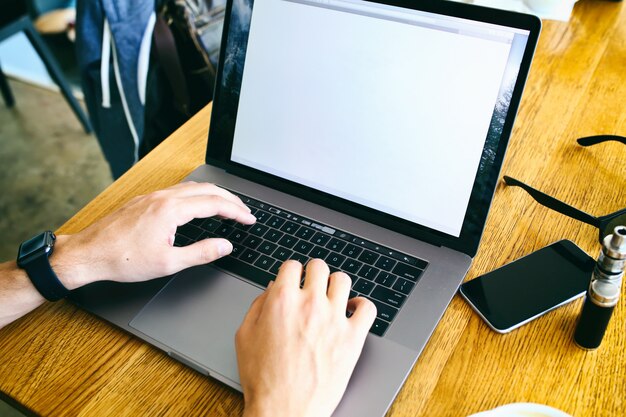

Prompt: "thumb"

[176,238,233,269]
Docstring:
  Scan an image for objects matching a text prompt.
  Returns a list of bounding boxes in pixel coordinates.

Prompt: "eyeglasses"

[503,176,626,243]
[577,135,626,146]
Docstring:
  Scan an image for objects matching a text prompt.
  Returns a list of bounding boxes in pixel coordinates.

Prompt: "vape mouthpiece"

[610,226,626,251]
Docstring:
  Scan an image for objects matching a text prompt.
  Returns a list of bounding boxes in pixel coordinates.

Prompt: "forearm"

[0,183,256,330]
[0,261,45,329]
[0,235,91,330]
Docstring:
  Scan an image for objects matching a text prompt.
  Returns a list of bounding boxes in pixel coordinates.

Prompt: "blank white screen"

[231,0,512,236]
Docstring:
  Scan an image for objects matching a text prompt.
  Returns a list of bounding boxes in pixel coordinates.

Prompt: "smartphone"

[459,239,595,333]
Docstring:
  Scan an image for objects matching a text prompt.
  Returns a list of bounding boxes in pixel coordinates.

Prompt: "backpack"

[142,0,225,156]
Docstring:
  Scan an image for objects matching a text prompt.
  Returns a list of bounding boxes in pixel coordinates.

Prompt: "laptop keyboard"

[174,191,428,337]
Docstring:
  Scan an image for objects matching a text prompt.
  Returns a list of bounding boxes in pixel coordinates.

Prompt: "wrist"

[50,234,100,290]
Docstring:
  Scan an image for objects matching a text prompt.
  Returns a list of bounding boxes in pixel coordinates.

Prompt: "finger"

[302,258,331,294]
[175,195,256,225]
[174,238,233,270]
[272,260,303,292]
[326,271,352,306]
[166,182,251,211]
[347,297,377,336]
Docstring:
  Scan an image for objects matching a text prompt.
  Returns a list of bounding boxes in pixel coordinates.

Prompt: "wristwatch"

[17,231,70,301]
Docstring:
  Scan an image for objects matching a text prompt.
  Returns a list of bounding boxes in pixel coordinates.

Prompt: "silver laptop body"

[72,1,540,415]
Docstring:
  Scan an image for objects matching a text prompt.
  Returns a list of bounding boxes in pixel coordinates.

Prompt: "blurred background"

[0,0,112,263]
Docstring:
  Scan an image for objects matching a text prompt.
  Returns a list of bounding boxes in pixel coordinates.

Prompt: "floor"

[0,78,112,262]
[0,395,29,417]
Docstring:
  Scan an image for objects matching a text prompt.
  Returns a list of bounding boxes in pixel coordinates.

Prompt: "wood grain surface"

[1,1,625,416]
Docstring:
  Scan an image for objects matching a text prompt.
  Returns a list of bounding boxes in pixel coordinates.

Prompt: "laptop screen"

[208,0,539,254]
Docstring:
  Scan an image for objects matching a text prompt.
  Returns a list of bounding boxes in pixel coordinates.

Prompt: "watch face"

[18,232,54,263]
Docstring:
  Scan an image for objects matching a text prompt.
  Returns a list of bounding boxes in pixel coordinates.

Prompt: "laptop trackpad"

[129,264,263,385]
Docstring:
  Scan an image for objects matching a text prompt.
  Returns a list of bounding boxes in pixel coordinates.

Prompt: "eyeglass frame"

[502,176,626,243]
[577,135,626,146]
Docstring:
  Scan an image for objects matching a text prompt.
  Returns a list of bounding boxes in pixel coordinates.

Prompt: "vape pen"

[574,225,626,350]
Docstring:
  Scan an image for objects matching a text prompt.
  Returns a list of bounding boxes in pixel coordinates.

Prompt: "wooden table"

[1,2,625,416]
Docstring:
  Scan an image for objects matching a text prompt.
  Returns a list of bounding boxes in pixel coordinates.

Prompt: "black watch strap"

[25,251,69,302]
[18,232,70,302]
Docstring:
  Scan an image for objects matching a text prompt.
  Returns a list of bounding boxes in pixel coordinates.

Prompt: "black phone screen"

[459,240,595,333]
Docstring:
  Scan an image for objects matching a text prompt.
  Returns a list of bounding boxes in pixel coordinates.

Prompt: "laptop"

[71,0,540,415]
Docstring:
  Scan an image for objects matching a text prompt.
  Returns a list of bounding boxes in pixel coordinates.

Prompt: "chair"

[0,14,92,133]
[0,61,14,106]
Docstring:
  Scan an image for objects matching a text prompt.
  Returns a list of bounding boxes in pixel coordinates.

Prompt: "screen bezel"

[206,0,541,257]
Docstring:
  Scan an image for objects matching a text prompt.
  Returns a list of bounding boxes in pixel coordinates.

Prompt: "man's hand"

[52,182,256,289]
[236,259,377,417]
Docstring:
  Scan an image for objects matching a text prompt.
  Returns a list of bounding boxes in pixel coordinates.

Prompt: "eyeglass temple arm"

[502,176,601,228]
[577,135,626,146]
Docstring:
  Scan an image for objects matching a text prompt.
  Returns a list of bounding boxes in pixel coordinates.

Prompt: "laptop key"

[269,261,281,275]
[370,318,389,336]
[370,285,407,308]
[353,278,375,295]
[341,259,363,274]
[326,252,346,268]
[242,235,262,249]
[258,241,278,255]
[392,263,424,282]
[235,222,253,231]
[375,256,397,272]
[250,224,269,237]
[289,253,309,264]
[231,243,244,258]
[174,234,191,247]
[369,299,399,322]
[202,218,221,232]
[189,217,206,228]
[388,252,427,269]
[263,229,284,243]
[309,246,330,259]
[254,210,272,224]
[280,221,300,235]
[326,238,346,252]
[215,224,235,237]
[358,250,379,265]
[228,230,248,243]
[295,226,315,240]
[272,247,293,261]
[177,223,204,240]
[240,249,261,264]
[357,265,379,281]
[311,232,331,246]
[267,216,286,229]
[278,235,298,248]
[393,278,415,295]
[254,255,275,271]
[375,272,397,288]
[341,243,363,258]
[294,240,314,255]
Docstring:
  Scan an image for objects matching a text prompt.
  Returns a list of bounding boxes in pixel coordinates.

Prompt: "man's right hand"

[236,259,377,417]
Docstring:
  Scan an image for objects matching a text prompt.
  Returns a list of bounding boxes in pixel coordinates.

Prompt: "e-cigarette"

[574,225,626,350]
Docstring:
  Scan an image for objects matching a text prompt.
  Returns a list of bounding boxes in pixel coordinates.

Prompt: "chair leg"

[0,63,15,107]
[22,21,92,133]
